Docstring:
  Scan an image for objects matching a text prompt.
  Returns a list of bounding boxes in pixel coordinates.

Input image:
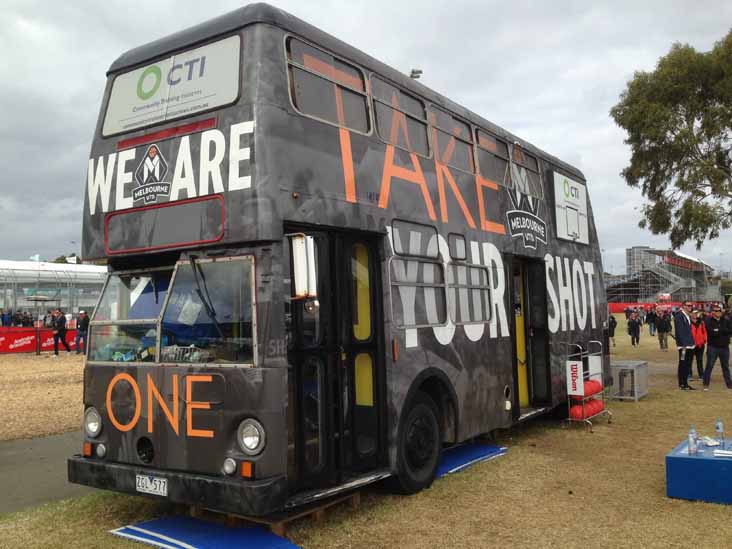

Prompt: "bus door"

[512,259,551,415]
[288,231,383,490]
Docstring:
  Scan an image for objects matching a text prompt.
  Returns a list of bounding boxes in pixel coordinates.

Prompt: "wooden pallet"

[190,490,361,538]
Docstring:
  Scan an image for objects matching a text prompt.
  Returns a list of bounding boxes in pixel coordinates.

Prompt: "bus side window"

[390,257,447,328]
[448,262,492,324]
[476,130,511,188]
[429,106,474,173]
[371,76,430,157]
[510,144,543,199]
[286,37,369,133]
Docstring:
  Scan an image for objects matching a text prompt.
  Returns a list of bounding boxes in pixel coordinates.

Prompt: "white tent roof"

[0,260,106,274]
[0,260,107,284]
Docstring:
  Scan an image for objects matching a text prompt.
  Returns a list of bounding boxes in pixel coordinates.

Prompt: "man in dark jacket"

[703,305,732,389]
[656,312,671,350]
[646,308,657,336]
[608,315,618,347]
[51,308,71,356]
[674,301,696,390]
[628,312,642,346]
[75,311,90,355]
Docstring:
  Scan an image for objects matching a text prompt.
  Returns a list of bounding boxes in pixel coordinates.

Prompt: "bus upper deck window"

[510,144,543,199]
[371,76,430,157]
[476,130,510,188]
[286,37,369,133]
[428,107,474,173]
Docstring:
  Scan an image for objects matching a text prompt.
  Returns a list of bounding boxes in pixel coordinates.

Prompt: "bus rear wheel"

[393,392,441,494]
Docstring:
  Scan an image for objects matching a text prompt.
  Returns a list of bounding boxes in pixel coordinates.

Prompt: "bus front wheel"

[393,392,442,494]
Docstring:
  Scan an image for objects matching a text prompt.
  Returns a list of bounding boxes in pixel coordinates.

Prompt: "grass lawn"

[0,353,83,441]
[3,320,732,547]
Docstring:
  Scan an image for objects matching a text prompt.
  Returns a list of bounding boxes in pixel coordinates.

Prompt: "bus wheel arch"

[391,370,458,494]
[412,371,458,445]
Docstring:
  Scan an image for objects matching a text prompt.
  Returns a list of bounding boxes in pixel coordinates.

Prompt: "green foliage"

[721,278,732,295]
[611,31,732,249]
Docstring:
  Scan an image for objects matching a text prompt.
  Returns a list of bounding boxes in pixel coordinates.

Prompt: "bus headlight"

[84,407,103,438]
[237,419,265,456]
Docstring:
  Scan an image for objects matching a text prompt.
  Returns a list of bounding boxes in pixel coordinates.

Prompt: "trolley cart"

[565,341,612,432]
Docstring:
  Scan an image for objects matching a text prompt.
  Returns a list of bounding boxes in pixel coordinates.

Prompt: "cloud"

[2,0,732,273]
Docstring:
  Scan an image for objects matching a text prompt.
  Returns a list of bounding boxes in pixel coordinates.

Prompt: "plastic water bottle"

[716,418,725,448]
[689,426,698,455]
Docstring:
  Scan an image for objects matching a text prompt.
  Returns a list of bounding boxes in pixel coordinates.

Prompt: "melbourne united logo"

[133,145,171,204]
[505,149,547,250]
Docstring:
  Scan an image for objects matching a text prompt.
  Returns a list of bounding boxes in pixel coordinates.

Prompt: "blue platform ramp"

[436,442,507,478]
[111,516,299,549]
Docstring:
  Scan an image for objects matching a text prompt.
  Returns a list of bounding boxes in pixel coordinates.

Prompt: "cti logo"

[136,56,208,100]
[563,178,580,199]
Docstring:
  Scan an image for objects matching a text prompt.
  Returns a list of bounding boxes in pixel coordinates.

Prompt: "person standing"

[608,315,618,347]
[646,308,657,336]
[75,311,89,355]
[656,311,671,351]
[628,312,642,347]
[691,310,708,380]
[703,305,732,390]
[51,308,71,356]
[674,301,696,390]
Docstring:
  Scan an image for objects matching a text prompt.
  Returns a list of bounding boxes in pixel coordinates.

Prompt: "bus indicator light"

[241,461,254,479]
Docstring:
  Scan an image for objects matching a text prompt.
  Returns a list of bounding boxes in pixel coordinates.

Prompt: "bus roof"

[108,3,585,183]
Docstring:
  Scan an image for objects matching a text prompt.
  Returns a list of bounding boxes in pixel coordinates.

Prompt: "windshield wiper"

[188,257,225,339]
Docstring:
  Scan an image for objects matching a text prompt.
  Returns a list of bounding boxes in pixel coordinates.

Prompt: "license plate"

[135,474,168,497]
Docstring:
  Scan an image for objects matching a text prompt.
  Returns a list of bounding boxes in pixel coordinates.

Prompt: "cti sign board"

[103,35,241,136]
[554,172,589,245]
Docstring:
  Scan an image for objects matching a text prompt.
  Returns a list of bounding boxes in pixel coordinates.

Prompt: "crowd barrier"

[0,327,79,353]
[608,302,682,314]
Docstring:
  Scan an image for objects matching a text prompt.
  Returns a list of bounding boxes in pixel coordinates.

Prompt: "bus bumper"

[67,455,287,517]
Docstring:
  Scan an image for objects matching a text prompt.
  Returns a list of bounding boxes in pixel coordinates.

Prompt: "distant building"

[607,248,721,303]
[0,260,106,314]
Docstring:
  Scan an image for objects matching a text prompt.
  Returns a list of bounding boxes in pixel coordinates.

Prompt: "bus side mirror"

[289,234,318,300]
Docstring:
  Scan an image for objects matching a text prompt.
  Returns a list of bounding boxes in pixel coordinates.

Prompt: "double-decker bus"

[68,3,608,516]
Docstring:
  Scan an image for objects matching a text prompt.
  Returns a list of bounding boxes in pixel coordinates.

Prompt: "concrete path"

[0,430,91,515]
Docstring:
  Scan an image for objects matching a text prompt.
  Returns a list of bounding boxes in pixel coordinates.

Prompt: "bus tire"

[393,392,442,494]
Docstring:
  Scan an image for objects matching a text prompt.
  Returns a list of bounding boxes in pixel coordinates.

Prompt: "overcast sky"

[2,1,731,273]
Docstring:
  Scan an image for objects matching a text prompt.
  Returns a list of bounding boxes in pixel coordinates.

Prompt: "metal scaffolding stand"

[565,341,612,432]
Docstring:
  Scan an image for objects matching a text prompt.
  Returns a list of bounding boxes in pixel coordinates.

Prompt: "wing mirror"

[288,234,318,305]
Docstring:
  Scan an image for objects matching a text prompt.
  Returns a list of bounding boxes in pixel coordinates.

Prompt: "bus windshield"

[88,257,255,364]
[160,257,255,364]
[93,271,172,321]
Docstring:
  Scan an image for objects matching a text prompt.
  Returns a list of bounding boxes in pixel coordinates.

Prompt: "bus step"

[518,407,550,422]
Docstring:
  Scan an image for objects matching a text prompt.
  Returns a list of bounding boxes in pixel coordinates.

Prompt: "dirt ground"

[0,353,84,441]
[4,318,732,547]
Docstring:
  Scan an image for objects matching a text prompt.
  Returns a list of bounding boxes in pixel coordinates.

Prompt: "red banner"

[0,328,78,354]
